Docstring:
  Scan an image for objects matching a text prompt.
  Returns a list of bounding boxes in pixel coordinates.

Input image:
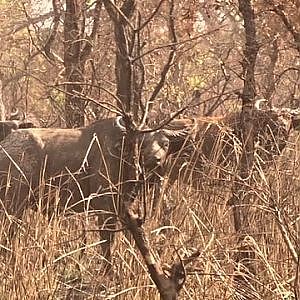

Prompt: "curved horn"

[114,116,127,132]
[254,98,269,110]
[10,107,19,120]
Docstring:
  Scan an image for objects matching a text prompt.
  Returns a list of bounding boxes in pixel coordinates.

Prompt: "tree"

[62,0,102,127]
[63,0,85,127]
[1,0,300,298]
[230,1,259,298]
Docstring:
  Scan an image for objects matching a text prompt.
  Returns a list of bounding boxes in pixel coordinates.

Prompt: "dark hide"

[163,106,300,188]
[0,117,170,265]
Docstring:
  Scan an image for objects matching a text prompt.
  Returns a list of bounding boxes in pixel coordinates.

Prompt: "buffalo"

[0,108,36,142]
[162,100,300,189]
[0,116,170,266]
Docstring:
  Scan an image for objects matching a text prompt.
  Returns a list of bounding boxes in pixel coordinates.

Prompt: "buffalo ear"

[0,122,8,130]
[0,121,18,130]
[0,122,14,141]
[0,122,9,133]
[162,129,192,155]
[18,122,35,129]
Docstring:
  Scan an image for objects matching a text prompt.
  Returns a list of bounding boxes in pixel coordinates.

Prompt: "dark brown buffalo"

[0,120,35,141]
[0,116,170,265]
[0,108,36,141]
[163,100,300,188]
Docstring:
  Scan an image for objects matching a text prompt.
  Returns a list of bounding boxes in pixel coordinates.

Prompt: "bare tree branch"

[80,0,103,62]
[43,0,61,62]
[267,1,300,53]
[120,156,200,299]
[138,0,165,31]
[0,11,54,37]
[147,0,177,112]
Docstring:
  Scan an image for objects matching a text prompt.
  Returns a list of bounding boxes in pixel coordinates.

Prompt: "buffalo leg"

[97,212,117,271]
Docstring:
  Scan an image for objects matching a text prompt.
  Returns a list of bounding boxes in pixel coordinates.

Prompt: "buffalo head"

[0,108,36,142]
[243,101,300,161]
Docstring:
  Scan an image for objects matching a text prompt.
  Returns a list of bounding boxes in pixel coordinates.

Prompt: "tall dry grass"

[1,137,300,299]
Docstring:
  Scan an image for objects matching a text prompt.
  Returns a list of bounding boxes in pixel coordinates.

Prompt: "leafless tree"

[230,0,259,298]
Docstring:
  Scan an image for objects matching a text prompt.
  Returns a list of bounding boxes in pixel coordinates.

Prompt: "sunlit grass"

[0,142,300,299]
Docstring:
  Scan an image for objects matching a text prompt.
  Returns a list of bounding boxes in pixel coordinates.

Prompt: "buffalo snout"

[139,131,170,170]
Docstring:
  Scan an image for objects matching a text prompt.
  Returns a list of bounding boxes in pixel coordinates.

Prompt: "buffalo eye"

[114,141,122,151]
[161,139,169,149]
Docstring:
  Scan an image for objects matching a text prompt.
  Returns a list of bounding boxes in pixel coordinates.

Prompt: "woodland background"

[0,0,300,299]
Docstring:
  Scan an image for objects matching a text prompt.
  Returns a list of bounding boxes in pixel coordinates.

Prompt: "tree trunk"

[231,0,259,298]
[64,0,85,128]
[103,0,137,114]
[0,72,5,121]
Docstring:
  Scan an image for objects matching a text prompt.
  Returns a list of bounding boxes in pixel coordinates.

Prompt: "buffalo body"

[0,117,170,264]
[163,102,300,188]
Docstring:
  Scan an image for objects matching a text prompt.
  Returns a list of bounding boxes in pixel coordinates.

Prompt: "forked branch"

[119,130,200,299]
[122,197,200,299]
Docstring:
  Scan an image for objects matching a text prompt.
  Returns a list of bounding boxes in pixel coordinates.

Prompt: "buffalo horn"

[115,116,127,132]
[10,107,19,120]
[254,98,269,110]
